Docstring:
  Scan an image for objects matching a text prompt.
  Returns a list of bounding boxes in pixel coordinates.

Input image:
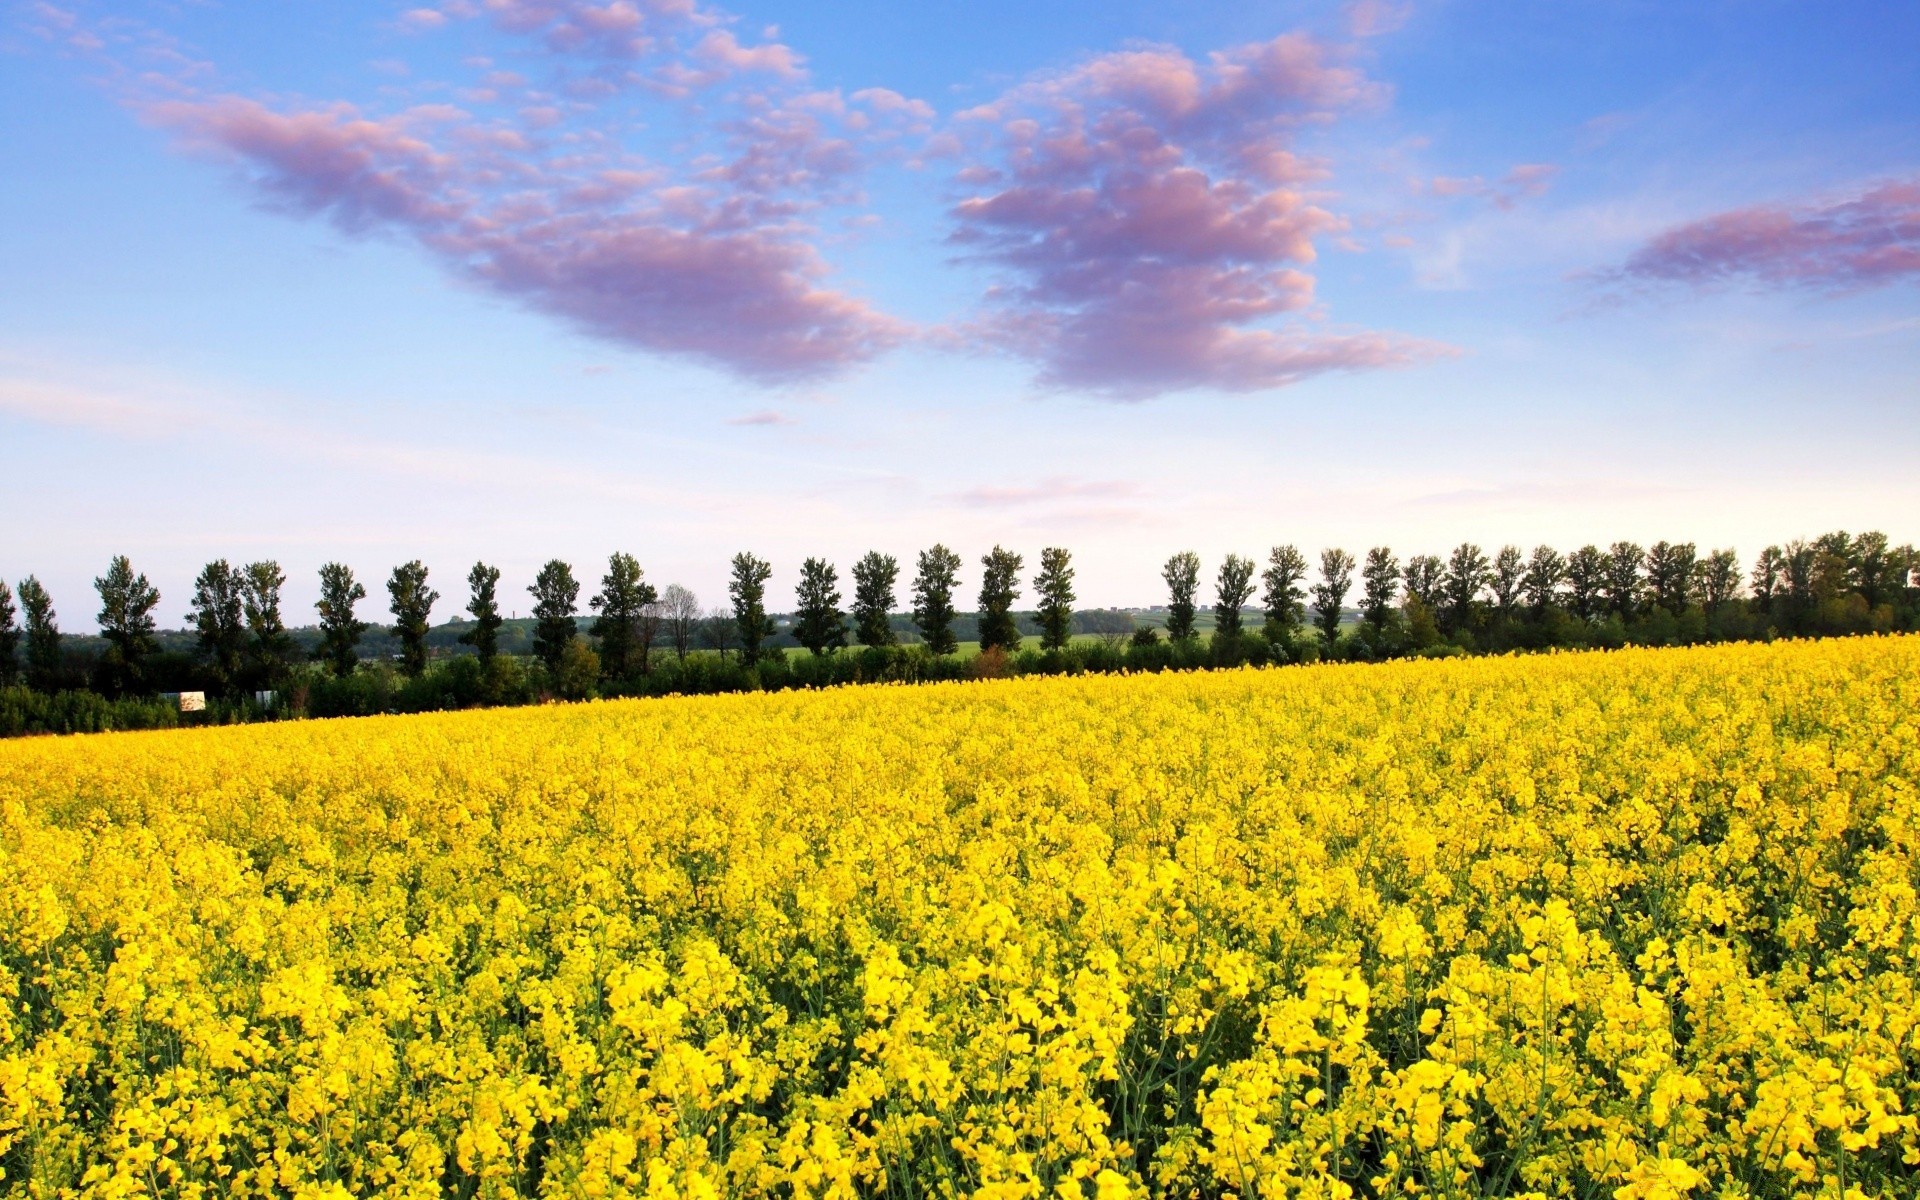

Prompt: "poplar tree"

[1360,547,1400,630]
[1403,555,1443,608]
[1162,551,1200,641]
[1698,549,1742,612]
[793,557,847,655]
[388,560,439,677]
[728,553,774,665]
[242,561,294,686]
[1214,554,1256,639]
[1312,549,1355,645]
[591,552,656,678]
[19,577,59,692]
[459,562,504,663]
[1260,545,1308,644]
[1645,541,1697,615]
[0,580,18,686]
[911,545,962,656]
[1523,546,1566,613]
[1441,543,1490,634]
[1565,546,1606,622]
[1033,547,1076,651]
[189,559,247,692]
[1604,541,1645,620]
[1490,546,1526,619]
[977,546,1024,653]
[95,555,160,696]
[851,551,899,647]
[1750,546,1785,611]
[315,562,369,678]
[529,559,580,674]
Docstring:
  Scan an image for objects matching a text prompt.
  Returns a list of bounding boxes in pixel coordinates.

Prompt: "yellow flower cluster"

[3,637,1918,1199]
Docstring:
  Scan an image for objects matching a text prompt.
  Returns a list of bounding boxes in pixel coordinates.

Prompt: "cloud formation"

[129,0,914,382]
[1614,177,1920,292]
[946,35,1448,396]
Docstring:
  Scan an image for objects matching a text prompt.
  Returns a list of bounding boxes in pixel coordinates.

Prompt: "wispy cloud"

[1605,176,1920,294]
[726,409,795,426]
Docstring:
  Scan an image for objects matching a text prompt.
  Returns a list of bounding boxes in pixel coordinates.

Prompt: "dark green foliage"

[1490,545,1525,619]
[242,561,295,688]
[1645,541,1697,615]
[1261,545,1308,645]
[590,552,657,678]
[1604,541,1644,620]
[1698,549,1741,612]
[851,551,899,648]
[1565,546,1606,622]
[459,562,505,663]
[1404,554,1443,608]
[793,557,847,656]
[977,546,1025,653]
[94,555,160,697]
[1441,543,1489,634]
[1034,547,1076,651]
[1524,546,1565,613]
[189,560,247,695]
[912,544,962,656]
[1360,547,1400,630]
[1751,545,1785,610]
[1215,554,1256,639]
[0,581,17,687]
[315,562,369,678]
[1162,551,1200,641]
[729,552,775,665]
[1312,548,1354,645]
[529,559,581,673]
[19,577,60,693]
[387,560,439,678]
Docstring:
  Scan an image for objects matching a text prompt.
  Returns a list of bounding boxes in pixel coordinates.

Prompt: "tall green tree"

[529,559,582,674]
[1603,541,1644,620]
[315,563,369,678]
[242,561,294,687]
[1852,532,1897,608]
[1565,546,1606,622]
[1645,541,1697,615]
[459,562,504,663]
[977,546,1025,653]
[1312,549,1355,646]
[911,545,962,656]
[1214,554,1257,639]
[95,555,160,696]
[1260,545,1308,644]
[189,559,247,693]
[1750,546,1785,612]
[1162,551,1200,641]
[793,557,847,655]
[1359,548,1400,630]
[19,577,59,692]
[728,553,775,665]
[1034,547,1076,651]
[388,560,439,677]
[1490,546,1525,620]
[1441,544,1489,634]
[1403,555,1443,609]
[0,580,18,686]
[591,553,656,678]
[1697,549,1741,612]
[851,551,900,647]
[1523,546,1565,614]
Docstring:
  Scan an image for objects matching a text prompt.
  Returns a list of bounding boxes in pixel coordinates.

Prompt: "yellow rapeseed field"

[3,638,1918,1200]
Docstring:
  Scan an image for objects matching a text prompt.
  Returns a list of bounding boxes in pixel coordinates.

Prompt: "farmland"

[2,637,1918,1198]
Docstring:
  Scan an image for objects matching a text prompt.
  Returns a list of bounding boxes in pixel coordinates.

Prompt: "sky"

[2,0,1917,621]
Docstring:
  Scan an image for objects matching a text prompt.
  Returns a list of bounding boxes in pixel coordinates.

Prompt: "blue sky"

[3,0,1917,620]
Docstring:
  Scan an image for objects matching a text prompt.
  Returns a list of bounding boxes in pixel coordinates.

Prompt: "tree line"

[3,531,1916,734]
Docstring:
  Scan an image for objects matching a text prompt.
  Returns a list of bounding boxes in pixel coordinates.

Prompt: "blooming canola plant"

[1,638,1917,1198]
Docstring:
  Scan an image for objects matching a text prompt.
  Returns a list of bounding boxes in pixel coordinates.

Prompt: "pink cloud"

[1346,0,1413,38]
[694,29,804,79]
[945,34,1445,396]
[1428,162,1557,209]
[149,92,905,380]
[1615,177,1920,291]
[726,409,795,425]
